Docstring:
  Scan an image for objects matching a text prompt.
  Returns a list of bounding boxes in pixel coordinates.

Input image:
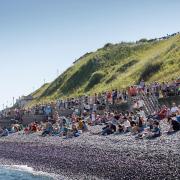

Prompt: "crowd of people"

[1,78,179,120]
[138,31,180,43]
[0,78,180,140]
[128,79,180,97]
[0,101,180,140]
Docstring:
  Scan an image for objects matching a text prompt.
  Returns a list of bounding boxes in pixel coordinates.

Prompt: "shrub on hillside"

[138,38,148,43]
[85,71,105,91]
[103,43,113,49]
[106,74,117,84]
[40,74,66,98]
[139,62,163,82]
[61,59,99,94]
[117,59,138,73]
[73,52,93,64]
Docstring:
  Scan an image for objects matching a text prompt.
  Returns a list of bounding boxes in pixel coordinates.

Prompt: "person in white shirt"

[139,108,146,119]
[93,104,97,112]
[138,99,144,108]
[91,111,96,125]
[171,103,178,114]
[84,103,90,112]
[123,118,131,132]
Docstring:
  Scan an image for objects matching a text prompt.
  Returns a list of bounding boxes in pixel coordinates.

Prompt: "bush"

[138,38,148,43]
[85,71,105,91]
[106,74,117,84]
[61,59,99,94]
[139,62,163,82]
[103,43,113,49]
[117,60,138,73]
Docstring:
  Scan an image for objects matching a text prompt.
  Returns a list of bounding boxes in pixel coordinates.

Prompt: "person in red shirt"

[157,105,168,120]
[30,122,38,133]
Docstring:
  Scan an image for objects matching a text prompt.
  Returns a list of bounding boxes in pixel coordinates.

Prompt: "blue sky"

[0,0,180,109]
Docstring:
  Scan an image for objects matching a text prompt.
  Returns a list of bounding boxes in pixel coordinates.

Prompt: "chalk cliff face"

[30,33,180,104]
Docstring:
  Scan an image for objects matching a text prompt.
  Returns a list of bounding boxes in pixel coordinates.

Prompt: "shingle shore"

[0,124,179,180]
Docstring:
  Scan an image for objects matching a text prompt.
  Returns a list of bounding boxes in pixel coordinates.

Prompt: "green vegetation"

[85,71,105,91]
[138,38,148,43]
[27,34,180,107]
[31,83,50,98]
[139,61,163,82]
[116,59,138,73]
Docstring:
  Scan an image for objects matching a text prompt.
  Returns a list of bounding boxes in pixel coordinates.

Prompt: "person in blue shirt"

[151,121,161,137]
[146,121,161,139]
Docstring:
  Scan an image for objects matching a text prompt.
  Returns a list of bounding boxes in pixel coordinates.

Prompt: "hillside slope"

[30,83,50,99]
[29,34,180,105]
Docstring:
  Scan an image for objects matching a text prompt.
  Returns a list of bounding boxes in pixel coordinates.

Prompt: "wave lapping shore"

[0,165,57,180]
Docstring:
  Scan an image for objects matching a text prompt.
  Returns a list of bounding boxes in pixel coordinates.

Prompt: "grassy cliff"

[29,34,180,106]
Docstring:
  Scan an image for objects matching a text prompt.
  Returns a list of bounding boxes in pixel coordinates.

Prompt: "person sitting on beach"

[114,124,124,135]
[77,118,83,130]
[23,124,31,134]
[155,105,168,120]
[170,103,178,114]
[123,117,131,132]
[53,111,60,123]
[167,117,180,133]
[100,112,108,124]
[95,114,103,125]
[129,115,144,134]
[82,120,88,132]
[24,125,30,134]
[0,128,9,137]
[41,121,53,137]
[146,121,161,139]
[30,122,38,133]
[146,117,154,130]
[136,121,161,139]
[130,119,139,135]
[102,122,116,136]
[137,116,144,132]
[52,122,60,135]
[72,124,80,137]
[59,119,69,137]
[10,124,21,133]
[90,111,96,126]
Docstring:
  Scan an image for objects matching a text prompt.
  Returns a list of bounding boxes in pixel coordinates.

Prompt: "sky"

[0,0,180,109]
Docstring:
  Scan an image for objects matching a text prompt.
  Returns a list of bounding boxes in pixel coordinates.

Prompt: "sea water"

[0,165,55,180]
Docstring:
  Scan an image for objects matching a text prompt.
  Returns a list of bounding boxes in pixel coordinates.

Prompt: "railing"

[136,92,161,115]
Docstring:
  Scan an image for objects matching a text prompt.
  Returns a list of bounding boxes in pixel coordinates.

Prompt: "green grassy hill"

[28,34,180,106]
[31,83,50,99]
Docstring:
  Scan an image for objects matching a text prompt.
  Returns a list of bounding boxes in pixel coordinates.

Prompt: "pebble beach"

[0,122,179,180]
